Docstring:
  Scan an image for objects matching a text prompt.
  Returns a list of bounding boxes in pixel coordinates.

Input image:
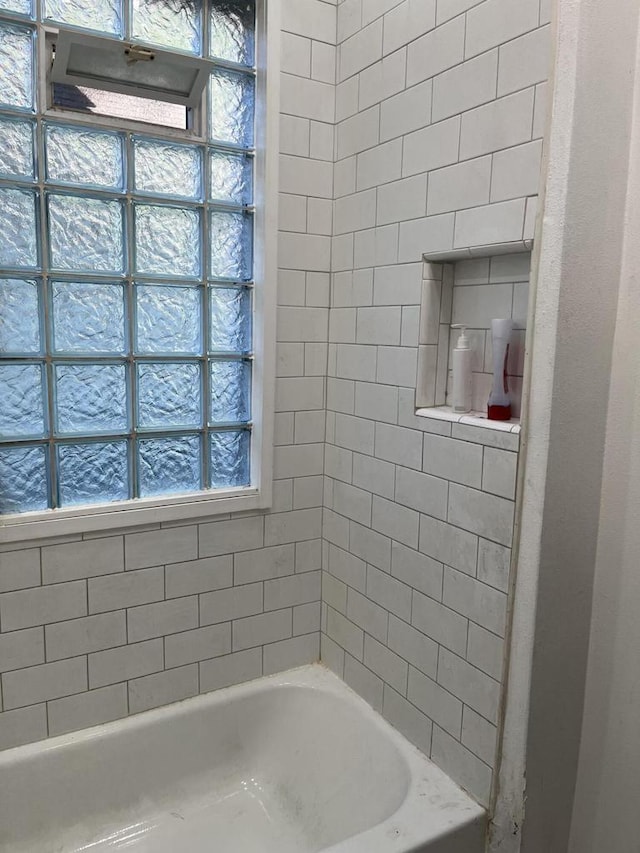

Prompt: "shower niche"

[416,243,532,432]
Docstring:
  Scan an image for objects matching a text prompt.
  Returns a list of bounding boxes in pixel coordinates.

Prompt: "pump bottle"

[451,324,472,413]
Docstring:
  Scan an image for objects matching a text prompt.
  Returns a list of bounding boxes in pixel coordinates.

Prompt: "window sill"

[416,405,522,434]
[0,487,269,544]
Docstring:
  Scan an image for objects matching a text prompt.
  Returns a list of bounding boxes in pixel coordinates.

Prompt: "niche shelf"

[416,240,532,433]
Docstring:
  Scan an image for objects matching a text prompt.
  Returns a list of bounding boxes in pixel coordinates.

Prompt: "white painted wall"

[567,24,640,853]
[493,0,640,850]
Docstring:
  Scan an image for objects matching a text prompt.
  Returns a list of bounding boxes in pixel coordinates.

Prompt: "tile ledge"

[423,240,533,264]
[416,406,522,434]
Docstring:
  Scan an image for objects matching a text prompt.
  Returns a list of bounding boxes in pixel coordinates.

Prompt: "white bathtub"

[0,665,485,853]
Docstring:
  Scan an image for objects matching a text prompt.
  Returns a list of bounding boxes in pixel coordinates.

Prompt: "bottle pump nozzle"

[451,324,470,348]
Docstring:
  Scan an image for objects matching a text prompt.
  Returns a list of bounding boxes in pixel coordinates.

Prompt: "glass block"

[0,363,45,439]
[0,116,34,179]
[55,363,128,435]
[209,150,252,206]
[138,434,201,497]
[57,441,129,506]
[209,359,250,424]
[209,286,251,353]
[209,210,252,280]
[137,362,201,429]
[0,22,33,111]
[209,429,249,489]
[48,194,124,273]
[209,69,254,147]
[135,284,201,354]
[0,188,37,269]
[132,0,202,54]
[134,138,202,200]
[43,0,122,35]
[134,204,201,278]
[45,124,124,190]
[52,281,126,354]
[0,0,32,16]
[0,446,48,514]
[210,0,255,66]
[0,278,40,354]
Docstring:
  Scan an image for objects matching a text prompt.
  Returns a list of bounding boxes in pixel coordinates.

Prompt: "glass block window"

[0,0,257,515]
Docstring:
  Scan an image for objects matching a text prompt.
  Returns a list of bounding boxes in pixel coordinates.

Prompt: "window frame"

[0,0,279,544]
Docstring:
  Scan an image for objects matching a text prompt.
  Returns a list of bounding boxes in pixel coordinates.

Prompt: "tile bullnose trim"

[423,239,534,264]
[416,406,522,435]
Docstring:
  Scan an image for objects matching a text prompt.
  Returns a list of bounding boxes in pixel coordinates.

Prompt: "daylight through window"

[0,0,258,515]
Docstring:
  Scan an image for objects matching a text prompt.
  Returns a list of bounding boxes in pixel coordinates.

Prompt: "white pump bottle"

[451,324,473,413]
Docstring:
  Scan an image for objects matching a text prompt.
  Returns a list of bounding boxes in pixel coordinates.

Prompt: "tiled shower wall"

[0,0,551,813]
[321,0,550,806]
[0,0,337,752]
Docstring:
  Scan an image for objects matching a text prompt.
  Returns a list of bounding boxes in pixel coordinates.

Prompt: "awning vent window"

[51,29,217,108]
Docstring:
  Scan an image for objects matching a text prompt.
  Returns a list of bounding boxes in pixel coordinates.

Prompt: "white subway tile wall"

[0,0,335,753]
[0,519,323,744]
[0,0,550,814]
[323,0,549,807]
[323,417,518,807]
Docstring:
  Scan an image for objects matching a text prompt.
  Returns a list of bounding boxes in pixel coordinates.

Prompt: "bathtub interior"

[0,676,411,853]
